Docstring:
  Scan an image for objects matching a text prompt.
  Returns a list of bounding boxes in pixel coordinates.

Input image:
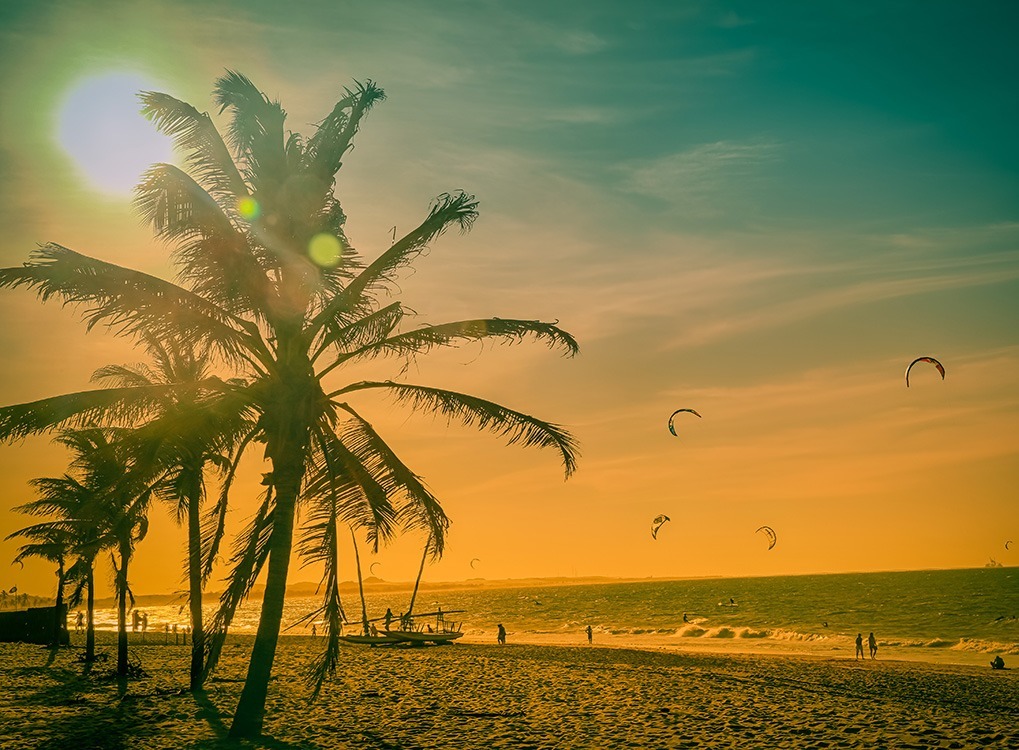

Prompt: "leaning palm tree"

[0,71,578,739]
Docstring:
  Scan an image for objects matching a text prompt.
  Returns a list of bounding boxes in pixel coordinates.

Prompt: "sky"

[0,0,1017,599]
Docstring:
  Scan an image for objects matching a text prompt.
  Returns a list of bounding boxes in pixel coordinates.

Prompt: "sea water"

[78,568,1018,667]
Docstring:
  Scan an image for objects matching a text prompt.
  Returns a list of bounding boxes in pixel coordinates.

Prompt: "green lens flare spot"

[308,233,342,267]
[237,197,261,221]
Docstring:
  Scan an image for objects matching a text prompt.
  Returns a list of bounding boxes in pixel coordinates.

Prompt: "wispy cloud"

[620,140,781,216]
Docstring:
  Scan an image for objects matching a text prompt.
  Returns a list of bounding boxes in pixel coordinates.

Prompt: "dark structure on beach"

[0,604,69,645]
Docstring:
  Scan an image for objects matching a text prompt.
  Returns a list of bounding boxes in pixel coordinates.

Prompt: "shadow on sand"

[6,659,306,749]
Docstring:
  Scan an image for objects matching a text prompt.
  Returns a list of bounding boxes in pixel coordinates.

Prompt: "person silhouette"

[868,632,877,659]
[586,625,593,644]
[855,633,864,660]
[384,608,394,631]
[497,623,506,645]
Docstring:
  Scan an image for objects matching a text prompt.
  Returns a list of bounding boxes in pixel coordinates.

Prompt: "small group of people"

[131,609,149,633]
[855,632,878,660]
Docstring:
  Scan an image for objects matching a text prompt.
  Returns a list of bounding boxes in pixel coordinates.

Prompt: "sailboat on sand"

[341,534,465,646]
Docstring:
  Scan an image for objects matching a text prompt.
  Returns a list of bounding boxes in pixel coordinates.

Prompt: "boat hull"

[385,630,464,645]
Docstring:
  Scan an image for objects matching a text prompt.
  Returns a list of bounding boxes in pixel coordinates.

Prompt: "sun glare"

[56,71,174,197]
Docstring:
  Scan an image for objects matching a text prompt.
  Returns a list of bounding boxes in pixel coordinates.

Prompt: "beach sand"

[1,634,1017,749]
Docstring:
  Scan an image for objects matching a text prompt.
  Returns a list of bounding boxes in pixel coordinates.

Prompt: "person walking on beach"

[384,608,394,631]
[75,611,84,633]
[868,632,877,659]
[855,633,864,660]
[497,623,506,645]
[586,625,593,644]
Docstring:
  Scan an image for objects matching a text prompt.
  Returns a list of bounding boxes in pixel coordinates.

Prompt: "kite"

[651,514,671,540]
[668,409,702,437]
[470,558,481,570]
[756,525,777,551]
[1006,541,1014,551]
[369,562,381,576]
[905,356,945,388]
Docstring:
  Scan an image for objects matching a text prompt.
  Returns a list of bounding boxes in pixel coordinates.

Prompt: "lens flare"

[237,197,261,221]
[308,233,342,267]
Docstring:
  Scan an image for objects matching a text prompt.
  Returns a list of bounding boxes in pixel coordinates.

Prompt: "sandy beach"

[1,634,1016,749]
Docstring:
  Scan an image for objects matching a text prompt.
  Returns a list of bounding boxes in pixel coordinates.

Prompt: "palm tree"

[12,431,140,663]
[6,522,71,646]
[0,71,579,739]
[94,337,245,689]
[72,429,155,677]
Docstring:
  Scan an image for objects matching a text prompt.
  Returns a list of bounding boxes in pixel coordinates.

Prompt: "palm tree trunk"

[228,449,304,740]
[85,564,95,662]
[52,559,66,648]
[186,468,205,690]
[116,538,130,677]
[350,529,370,635]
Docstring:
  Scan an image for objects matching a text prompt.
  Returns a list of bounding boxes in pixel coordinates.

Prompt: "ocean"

[74,567,1018,667]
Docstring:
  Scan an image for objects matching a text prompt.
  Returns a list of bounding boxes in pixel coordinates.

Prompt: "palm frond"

[306,191,478,339]
[201,426,261,584]
[203,489,275,679]
[328,316,579,371]
[300,426,397,556]
[334,381,578,479]
[312,302,405,367]
[138,91,248,199]
[134,164,281,323]
[0,244,257,365]
[213,70,287,190]
[306,80,386,181]
[332,405,449,557]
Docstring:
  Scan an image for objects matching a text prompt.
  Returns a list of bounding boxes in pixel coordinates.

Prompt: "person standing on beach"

[384,608,394,631]
[586,625,593,644]
[855,633,864,660]
[497,623,506,645]
[868,632,877,659]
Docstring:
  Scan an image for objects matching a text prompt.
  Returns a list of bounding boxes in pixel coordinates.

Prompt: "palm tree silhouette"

[94,337,249,688]
[7,522,71,647]
[66,428,154,676]
[0,71,578,739]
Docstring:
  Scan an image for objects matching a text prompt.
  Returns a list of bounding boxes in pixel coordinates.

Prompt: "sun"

[56,71,174,198]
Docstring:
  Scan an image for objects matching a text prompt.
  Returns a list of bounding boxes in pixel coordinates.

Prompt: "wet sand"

[1,634,1017,748]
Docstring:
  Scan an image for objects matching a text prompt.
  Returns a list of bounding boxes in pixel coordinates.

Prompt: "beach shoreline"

[2,633,1016,748]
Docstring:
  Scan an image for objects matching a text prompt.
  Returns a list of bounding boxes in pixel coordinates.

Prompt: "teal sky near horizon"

[0,1,1017,598]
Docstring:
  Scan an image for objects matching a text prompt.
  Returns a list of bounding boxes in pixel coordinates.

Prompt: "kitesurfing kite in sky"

[1007,541,1014,551]
[651,514,671,540]
[668,409,702,437]
[470,558,481,570]
[756,525,777,550]
[369,562,381,576]
[905,356,945,387]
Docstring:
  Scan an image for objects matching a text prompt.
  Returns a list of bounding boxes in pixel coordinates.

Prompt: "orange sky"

[1,1,1017,599]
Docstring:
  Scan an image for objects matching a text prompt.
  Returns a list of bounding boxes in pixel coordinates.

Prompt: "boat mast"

[349,529,371,635]
[406,536,431,617]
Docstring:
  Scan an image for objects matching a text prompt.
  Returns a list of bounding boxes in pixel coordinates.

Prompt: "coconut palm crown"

[0,71,579,739]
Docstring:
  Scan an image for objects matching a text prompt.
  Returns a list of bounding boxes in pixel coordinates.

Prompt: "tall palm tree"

[93,337,245,689]
[0,71,578,739]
